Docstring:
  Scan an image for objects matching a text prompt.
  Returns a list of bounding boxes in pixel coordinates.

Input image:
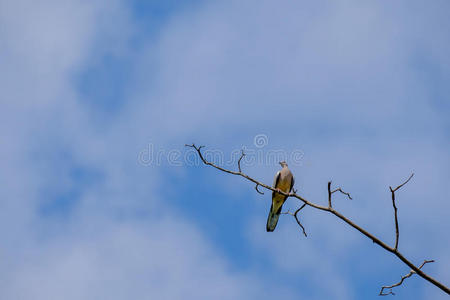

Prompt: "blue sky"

[1,0,449,299]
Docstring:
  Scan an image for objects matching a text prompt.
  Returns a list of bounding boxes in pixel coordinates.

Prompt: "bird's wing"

[273,171,281,188]
[290,175,295,192]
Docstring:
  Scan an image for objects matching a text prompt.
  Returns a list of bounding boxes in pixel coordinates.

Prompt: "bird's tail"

[266,203,281,232]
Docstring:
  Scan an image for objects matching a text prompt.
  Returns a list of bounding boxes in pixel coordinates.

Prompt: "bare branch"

[391,173,414,193]
[390,188,400,252]
[389,173,414,251]
[237,150,245,173]
[282,204,307,237]
[293,204,307,237]
[328,181,352,208]
[332,188,353,200]
[380,260,434,296]
[328,181,333,208]
[186,144,450,295]
[255,183,264,195]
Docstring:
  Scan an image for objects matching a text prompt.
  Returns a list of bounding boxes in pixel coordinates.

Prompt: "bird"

[266,161,294,232]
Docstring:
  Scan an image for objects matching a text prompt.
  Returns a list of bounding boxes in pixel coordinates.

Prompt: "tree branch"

[390,173,414,251]
[255,183,265,195]
[185,144,450,295]
[328,181,352,208]
[332,187,353,200]
[282,203,307,237]
[379,260,434,296]
[237,150,245,173]
[328,181,332,208]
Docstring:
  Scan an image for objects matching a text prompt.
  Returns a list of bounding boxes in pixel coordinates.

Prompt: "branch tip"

[391,173,414,192]
[255,183,264,195]
[237,150,246,173]
[281,204,307,237]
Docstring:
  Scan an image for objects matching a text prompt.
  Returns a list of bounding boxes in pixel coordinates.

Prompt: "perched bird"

[266,161,294,232]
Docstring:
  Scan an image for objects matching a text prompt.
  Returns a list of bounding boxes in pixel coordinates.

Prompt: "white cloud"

[2,217,293,300]
[0,0,299,299]
[1,0,449,298]
[126,0,450,297]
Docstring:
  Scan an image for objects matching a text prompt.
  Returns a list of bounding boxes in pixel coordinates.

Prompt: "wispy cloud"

[1,0,449,299]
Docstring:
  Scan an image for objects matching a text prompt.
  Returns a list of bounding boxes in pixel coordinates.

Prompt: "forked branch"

[328,181,352,208]
[281,203,307,237]
[185,144,449,295]
[380,260,434,296]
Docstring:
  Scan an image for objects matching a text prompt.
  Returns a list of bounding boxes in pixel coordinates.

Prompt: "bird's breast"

[277,174,292,192]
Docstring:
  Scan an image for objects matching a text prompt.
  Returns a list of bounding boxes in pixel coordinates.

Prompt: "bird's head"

[279,161,288,168]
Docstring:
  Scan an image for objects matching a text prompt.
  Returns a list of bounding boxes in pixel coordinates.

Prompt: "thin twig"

[380,260,434,296]
[389,173,414,251]
[332,188,353,200]
[255,183,264,195]
[328,181,333,208]
[294,204,307,237]
[328,181,352,208]
[390,187,400,251]
[282,204,307,237]
[237,150,245,173]
[391,173,414,192]
[185,144,449,295]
